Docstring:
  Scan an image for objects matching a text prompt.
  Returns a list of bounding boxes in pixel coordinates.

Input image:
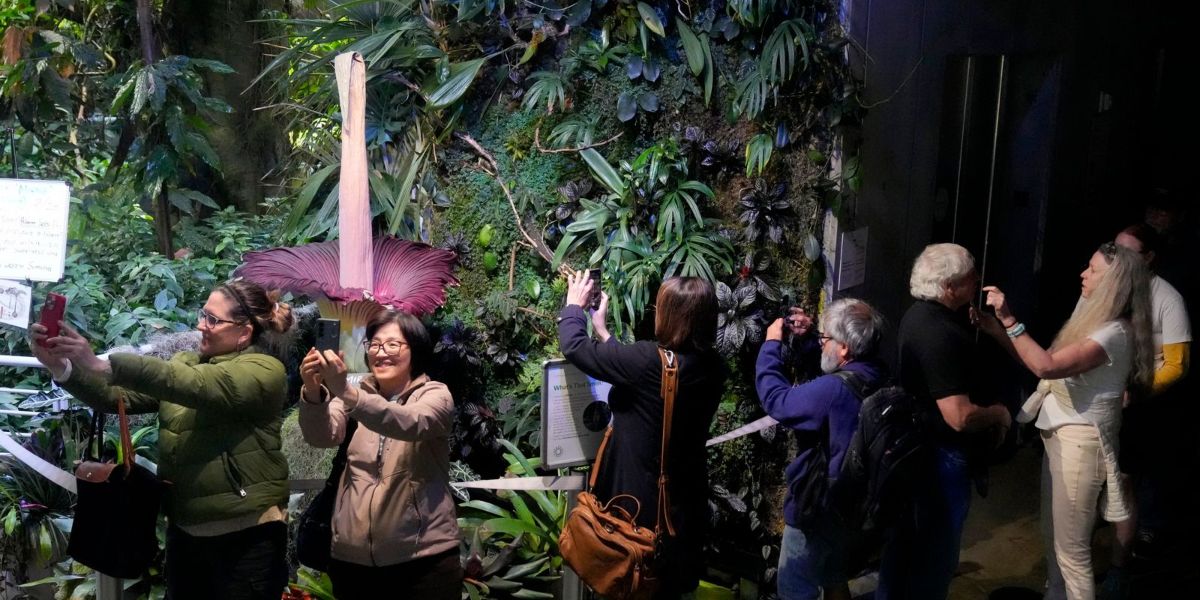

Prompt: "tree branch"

[454,132,568,273]
[533,125,623,154]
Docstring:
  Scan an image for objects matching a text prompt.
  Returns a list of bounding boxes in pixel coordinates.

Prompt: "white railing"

[1,355,124,600]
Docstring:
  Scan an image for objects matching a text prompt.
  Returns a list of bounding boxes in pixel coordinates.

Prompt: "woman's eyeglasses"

[362,340,408,356]
[197,308,243,329]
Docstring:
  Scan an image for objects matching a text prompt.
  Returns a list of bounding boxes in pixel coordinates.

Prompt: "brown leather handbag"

[559,348,680,600]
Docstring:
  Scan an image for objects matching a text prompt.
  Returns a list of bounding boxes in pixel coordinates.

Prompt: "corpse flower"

[234,237,459,367]
[234,52,458,370]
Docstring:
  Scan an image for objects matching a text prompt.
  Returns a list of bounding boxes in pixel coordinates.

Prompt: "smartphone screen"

[38,293,67,347]
[587,269,602,310]
[316,318,340,352]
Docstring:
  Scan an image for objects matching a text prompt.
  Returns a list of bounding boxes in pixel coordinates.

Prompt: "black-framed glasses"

[362,340,409,356]
[818,333,834,345]
[198,308,243,329]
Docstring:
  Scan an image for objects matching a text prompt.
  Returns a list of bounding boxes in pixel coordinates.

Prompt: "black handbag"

[295,417,358,572]
[67,394,162,578]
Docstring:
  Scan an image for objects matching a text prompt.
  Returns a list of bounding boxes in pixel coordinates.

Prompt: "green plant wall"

[264,0,864,589]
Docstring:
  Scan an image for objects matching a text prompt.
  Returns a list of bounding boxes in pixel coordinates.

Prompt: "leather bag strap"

[583,348,680,538]
[116,393,133,471]
[655,348,679,537]
[587,426,614,489]
[84,393,134,468]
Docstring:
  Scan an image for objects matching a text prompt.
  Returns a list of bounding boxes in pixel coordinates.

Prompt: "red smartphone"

[38,292,67,348]
[587,268,602,310]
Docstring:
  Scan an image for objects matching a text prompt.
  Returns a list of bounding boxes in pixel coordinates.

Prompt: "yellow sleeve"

[1151,342,1191,396]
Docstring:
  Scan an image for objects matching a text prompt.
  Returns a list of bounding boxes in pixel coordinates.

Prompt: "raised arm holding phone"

[29,280,294,600]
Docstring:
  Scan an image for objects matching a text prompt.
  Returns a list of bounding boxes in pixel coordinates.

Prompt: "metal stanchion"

[95,574,122,599]
[561,490,584,600]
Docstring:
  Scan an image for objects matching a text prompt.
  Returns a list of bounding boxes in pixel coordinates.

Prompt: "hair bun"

[267,300,295,334]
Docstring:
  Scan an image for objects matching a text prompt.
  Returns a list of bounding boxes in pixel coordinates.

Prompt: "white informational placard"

[0,179,71,282]
[541,359,613,469]
[837,227,868,291]
[0,279,32,330]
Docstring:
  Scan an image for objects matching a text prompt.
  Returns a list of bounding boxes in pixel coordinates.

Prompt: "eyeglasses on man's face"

[818,333,834,346]
[362,340,409,356]
[197,308,243,329]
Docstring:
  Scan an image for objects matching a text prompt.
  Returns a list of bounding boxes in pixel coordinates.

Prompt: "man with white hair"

[756,298,888,600]
[876,243,1012,600]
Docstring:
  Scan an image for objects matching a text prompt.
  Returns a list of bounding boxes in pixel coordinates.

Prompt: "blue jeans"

[876,445,972,600]
[777,522,852,600]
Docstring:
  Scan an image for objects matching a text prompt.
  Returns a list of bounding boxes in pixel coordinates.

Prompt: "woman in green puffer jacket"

[31,279,293,600]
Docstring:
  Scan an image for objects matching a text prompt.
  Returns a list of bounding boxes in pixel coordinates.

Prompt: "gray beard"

[820,347,840,373]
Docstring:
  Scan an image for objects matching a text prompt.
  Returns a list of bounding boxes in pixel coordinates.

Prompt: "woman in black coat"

[559,272,728,597]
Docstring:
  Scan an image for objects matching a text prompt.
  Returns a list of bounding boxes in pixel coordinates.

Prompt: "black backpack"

[792,371,929,538]
[832,379,929,537]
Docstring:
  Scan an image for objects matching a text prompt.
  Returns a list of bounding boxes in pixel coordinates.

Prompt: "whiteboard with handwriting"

[0,179,70,282]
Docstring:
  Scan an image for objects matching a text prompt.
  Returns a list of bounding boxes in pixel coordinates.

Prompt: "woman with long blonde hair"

[980,242,1152,600]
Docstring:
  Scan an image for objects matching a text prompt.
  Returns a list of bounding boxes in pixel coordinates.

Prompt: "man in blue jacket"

[756,298,887,600]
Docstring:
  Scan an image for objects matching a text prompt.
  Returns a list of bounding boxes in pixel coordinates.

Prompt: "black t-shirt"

[898,300,996,450]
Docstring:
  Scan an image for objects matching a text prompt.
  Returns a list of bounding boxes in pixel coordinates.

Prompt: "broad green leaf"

[482,517,544,539]
[637,2,665,36]
[579,149,626,196]
[504,557,550,580]
[460,499,514,518]
[424,58,485,108]
[3,509,17,536]
[701,34,714,106]
[131,68,154,115]
[190,58,235,73]
[284,163,338,236]
[676,18,704,75]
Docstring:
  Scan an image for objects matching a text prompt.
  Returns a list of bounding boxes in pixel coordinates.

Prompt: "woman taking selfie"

[558,271,728,598]
[979,242,1153,600]
[31,280,293,600]
[298,309,461,600]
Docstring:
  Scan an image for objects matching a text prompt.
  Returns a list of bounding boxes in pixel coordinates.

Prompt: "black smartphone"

[316,318,340,353]
[779,294,793,320]
[587,268,602,310]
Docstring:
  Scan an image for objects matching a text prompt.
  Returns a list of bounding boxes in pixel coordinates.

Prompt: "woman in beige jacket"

[299,310,461,599]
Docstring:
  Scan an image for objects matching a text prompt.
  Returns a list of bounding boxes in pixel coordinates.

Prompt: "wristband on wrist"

[1005,322,1026,338]
[301,384,330,404]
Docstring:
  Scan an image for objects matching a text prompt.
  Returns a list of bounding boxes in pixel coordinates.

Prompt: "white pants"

[1040,425,1115,600]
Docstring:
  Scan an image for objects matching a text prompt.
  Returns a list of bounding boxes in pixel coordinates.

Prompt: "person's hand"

[982,286,1016,327]
[591,292,611,342]
[28,323,69,378]
[766,318,786,342]
[46,323,109,376]
[970,305,1005,339]
[564,269,593,309]
[300,348,325,401]
[787,307,814,337]
[316,350,349,397]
